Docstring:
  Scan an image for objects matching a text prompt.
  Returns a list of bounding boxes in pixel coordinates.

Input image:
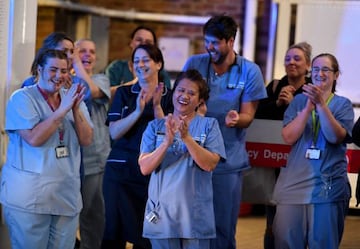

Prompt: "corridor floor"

[1,213,359,248]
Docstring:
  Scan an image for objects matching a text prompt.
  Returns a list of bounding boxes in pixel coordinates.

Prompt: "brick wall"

[36,0,270,76]
[35,8,56,51]
[77,0,245,60]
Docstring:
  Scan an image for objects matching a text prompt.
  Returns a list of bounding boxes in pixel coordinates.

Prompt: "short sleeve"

[204,118,227,160]
[140,119,163,154]
[92,74,111,102]
[5,89,41,131]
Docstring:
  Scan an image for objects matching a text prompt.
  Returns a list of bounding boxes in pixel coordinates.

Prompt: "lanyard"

[37,85,57,111]
[37,85,65,144]
[311,93,334,146]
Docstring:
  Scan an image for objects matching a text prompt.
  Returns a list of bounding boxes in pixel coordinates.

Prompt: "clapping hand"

[153,82,164,107]
[225,110,239,127]
[60,83,85,112]
[302,83,324,109]
[165,114,177,146]
[276,85,296,106]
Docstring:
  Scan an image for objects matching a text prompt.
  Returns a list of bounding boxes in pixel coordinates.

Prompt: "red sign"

[246,142,289,168]
[246,119,360,173]
[245,142,360,173]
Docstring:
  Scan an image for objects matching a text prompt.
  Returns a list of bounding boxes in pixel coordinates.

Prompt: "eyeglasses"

[311,67,334,74]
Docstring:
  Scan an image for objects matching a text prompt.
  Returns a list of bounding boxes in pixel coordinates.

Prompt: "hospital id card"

[55,145,69,158]
[305,147,320,160]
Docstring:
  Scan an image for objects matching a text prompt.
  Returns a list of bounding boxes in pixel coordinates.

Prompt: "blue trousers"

[4,206,78,249]
[102,162,151,249]
[210,172,243,249]
[79,172,105,249]
[151,238,210,249]
[273,202,348,249]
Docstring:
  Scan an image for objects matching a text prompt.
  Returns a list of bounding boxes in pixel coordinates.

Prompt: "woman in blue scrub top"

[0,49,93,249]
[139,69,226,249]
[272,53,354,249]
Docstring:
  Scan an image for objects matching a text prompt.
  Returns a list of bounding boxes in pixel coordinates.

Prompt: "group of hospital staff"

[1,13,359,249]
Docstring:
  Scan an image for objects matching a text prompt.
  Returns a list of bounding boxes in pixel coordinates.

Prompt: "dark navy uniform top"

[106,82,173,182]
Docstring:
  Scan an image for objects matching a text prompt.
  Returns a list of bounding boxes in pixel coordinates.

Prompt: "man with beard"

[183,15,267,249]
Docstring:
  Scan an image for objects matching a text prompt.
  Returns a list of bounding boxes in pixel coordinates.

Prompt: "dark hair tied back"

[34,49,68,78]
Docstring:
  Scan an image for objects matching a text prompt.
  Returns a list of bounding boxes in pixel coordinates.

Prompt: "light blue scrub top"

[183,54,267,173]
[273,94,354,204]
[140,115,226,239]
[0,85,93,216]
[81,73,111,175]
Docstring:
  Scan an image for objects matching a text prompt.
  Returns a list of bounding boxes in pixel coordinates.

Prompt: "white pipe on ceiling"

[38,0,211,25]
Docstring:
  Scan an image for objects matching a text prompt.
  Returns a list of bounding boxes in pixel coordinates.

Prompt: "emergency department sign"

[246,119,360,173]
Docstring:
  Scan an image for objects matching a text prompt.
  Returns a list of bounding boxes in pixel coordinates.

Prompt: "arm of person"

[139,115,223,175]
[109,109,141,140]
[182,134,220,172]
[139,141,169,175]
[316,102,347,144]
[71,84,93,146]
[73,106,93,146]
[110,85,120,101]
[152,83,165,119]
[282,99,313,145]
[225,101,259,128]
[179,116,220,171]
[139,116,174,175]
[18,84,83,146]
[302,83,347,144]
[18,108,67,147]
[109,89,145,140]
[72,48,104,99]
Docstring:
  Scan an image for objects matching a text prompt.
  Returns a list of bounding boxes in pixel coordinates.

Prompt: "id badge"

[305,148,321,160]
[145,210,159,224]
[55,145,69,158]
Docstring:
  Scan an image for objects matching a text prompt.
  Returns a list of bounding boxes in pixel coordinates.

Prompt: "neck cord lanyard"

[37,85,56,111]
[311,93,334,147]
[37,85,65,144]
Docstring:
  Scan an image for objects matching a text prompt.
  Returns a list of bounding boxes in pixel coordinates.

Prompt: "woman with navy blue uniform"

[102,44,173,249]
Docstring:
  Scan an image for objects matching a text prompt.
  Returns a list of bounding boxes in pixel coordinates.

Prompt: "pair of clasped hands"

[302,83,327,110]
[164,114,189,146]
[276,85,298,107]
[277,83,326,110]
[61,83,86,113]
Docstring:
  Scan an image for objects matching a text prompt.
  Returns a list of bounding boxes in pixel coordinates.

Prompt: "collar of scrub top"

[206,52,243,89]
[131,81,169,96]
